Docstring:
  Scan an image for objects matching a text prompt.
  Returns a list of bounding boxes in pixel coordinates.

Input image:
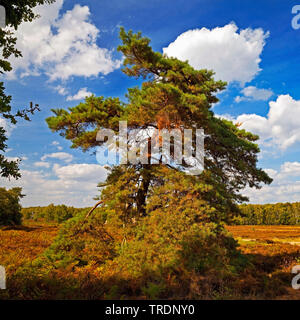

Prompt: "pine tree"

[44,29,273,297]
[47,28,272,222]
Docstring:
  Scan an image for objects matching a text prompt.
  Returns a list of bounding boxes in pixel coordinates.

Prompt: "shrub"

[0,187,23,226]
[40,189,247,299]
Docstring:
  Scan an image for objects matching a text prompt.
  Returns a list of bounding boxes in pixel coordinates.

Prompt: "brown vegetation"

[1,222,300,300]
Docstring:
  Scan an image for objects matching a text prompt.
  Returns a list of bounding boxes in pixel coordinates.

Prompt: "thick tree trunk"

[136,173,151,217]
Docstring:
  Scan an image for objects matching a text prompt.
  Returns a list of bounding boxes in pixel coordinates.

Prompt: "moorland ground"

[1,221,300,299]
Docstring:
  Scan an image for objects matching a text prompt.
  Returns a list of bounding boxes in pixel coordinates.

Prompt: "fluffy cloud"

[232,95,300,150]
[244,162,300,204]
[34,161,51,168]
[280,162,300,176]
[67,88,93,101]
[163,23,268,85]
[235,86,273,103]
[53,163,105,181]
[41,152,73,163]
[0,163,107,207]
[6,0,122,81]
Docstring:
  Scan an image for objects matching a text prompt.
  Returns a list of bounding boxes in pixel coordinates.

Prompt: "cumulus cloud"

[244,162,300,204]
[280,162,300,176]
[53,163,105,181]
[34,161,51,168]
[163,23,269,85]
[235,86,273,103]
[67,88,93,101]
[0,163,107,207]
[229,95,300,150]
[41,152,73,163]
[6,0,122,81]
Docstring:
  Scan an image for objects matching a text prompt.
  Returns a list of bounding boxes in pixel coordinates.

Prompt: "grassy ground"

[0,221,58,274]
[227,225,300,299]
[1,222,300,299]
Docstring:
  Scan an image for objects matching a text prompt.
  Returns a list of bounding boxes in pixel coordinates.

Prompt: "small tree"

[0,187,23,226]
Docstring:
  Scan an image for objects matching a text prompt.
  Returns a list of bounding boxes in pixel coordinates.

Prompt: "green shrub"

[0,187,23,226]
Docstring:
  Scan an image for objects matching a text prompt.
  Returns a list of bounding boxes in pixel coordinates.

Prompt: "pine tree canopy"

[47,28,272,222]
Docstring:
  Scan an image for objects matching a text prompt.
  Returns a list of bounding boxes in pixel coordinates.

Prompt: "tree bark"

[136,174,151,216]
[85,200,103,219]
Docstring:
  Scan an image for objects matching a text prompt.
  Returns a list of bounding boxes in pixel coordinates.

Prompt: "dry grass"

[227,225,300,242]
[1,223,300,299]
[0,221,58,272]
[226,225,300,300]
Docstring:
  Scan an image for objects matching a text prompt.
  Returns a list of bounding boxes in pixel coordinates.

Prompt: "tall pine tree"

[44,30,273,298]
[47,28,272,222]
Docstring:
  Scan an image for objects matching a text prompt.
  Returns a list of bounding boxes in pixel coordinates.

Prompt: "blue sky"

[1,0,300,206]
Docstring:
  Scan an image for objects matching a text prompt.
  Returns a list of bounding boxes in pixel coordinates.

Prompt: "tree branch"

[85,200,103,219]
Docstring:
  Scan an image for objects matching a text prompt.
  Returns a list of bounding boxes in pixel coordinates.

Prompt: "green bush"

[0,187,23,226]
[39,182,247,299]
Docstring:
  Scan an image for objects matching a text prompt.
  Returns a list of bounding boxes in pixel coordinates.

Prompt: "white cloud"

[232,95,300,150]
[235,86,273,103]
[6,156,28,162]
[0,117,13,137]
[34,161,51,168]
[280,162,300,176]
[53,163,106,181]
[244,162,300,204]
[41,152,73,163]
[6,1,122,81]
[55,85,68,96]
[0,163,107,207]
[66,87,93,101]
[163,23,269,85]
[51,141,63,151]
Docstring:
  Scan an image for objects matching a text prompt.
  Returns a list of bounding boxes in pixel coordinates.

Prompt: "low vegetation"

[1,220,300,300]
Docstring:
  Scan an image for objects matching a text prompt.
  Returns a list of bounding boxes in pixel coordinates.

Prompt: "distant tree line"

[21,205,105,223]
[233,203,300,225]
[20,202,300,226]
[21,204,87,223]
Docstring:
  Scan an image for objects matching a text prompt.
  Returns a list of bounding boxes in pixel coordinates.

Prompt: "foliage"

[234,202,300,225]
[47,28,271,219]
[0,0,55,179]
[0,187,23,226]
[43,28,273,298]
[21,204,88,223]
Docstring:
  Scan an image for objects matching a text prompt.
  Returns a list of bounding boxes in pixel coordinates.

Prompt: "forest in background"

[20,202,300,226]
